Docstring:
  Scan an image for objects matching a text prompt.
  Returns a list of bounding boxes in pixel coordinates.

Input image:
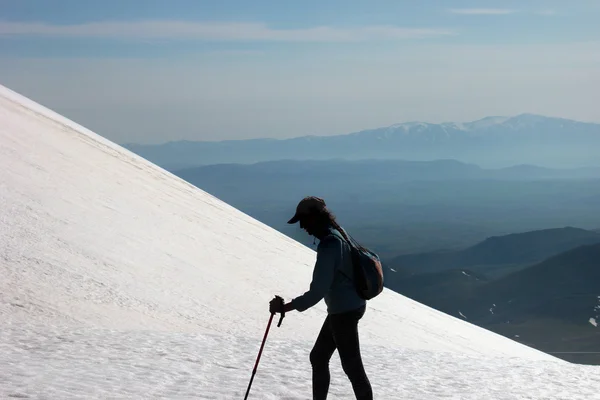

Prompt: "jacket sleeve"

[291,236,342,312]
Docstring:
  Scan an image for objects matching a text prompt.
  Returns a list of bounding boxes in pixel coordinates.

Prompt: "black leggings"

[309,305,373,400]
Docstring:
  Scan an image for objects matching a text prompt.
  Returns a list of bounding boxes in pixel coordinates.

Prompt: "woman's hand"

[269,296,284,314]
[269,295,294,314]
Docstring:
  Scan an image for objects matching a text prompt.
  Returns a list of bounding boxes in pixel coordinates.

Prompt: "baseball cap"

[287,196,327,224]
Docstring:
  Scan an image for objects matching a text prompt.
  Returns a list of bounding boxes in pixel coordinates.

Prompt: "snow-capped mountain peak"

[463,116,510,130]
[389,121,433,130]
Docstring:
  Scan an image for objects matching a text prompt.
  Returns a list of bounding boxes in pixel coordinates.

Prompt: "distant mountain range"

[387,227,600,278]
[174,159,600,186]
[171,158,600,258]
[124,114,600,170]
[384,228,600,364]
[171,159,600,209]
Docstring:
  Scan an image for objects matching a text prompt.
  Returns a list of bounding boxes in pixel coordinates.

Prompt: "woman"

[269,196,373,400]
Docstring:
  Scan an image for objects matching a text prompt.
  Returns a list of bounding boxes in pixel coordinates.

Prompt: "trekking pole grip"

[275,295,285,327]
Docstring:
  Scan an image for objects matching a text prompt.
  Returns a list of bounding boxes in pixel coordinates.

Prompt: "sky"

[1,0,599,144]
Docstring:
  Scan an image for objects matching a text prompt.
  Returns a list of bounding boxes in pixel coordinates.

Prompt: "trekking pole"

[244,296,285,399]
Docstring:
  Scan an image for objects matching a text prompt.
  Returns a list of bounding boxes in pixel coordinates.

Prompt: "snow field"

[1,324,599,400]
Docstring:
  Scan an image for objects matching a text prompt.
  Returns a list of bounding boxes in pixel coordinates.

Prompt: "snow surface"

[463,116,510,130]
[389,121,432,131]
[1,83,599,399]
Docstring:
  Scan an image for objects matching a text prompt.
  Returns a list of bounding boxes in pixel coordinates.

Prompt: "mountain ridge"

[466,242,600,323]
[386,227,600,278]
[385,240,600,364]
[123,113,594,146]
[123,113,600,170]
[175,158,600,180]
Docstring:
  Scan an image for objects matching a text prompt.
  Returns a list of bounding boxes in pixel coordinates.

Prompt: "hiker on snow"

[269,196,374,400]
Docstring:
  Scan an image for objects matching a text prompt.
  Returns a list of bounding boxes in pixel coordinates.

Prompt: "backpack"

[329,228,384,300]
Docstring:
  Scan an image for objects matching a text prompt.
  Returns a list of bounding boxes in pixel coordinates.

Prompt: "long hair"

[315,207,361,250]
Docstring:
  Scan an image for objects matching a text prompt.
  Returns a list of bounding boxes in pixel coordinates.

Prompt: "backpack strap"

[324,228,354,282]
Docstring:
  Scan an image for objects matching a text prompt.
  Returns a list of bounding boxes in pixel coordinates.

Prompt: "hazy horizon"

[1,0,599,145]
[118,113,599,145]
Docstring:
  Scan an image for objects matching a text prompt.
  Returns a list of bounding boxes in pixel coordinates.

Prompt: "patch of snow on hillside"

[388,122,432,133]
[464,116,510,131]
[441,122,466,131]
[500,114,558,131]
[592,297,600,327]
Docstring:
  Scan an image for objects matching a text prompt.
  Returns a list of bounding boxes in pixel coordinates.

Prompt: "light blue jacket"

[290,225,366,314]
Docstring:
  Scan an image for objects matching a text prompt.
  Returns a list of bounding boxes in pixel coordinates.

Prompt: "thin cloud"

[449,8,517,15]
[0,20,456,42]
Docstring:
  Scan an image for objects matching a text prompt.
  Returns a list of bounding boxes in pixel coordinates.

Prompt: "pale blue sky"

[1,0,599,143]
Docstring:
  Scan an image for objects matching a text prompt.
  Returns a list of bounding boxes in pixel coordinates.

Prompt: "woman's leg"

[330,306,373,400]
[310,315,337,400]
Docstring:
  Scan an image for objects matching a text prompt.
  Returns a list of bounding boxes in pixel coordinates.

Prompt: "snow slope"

[1,84,599,399]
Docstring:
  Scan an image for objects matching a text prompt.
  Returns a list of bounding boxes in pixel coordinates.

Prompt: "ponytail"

[325,211,365,252]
